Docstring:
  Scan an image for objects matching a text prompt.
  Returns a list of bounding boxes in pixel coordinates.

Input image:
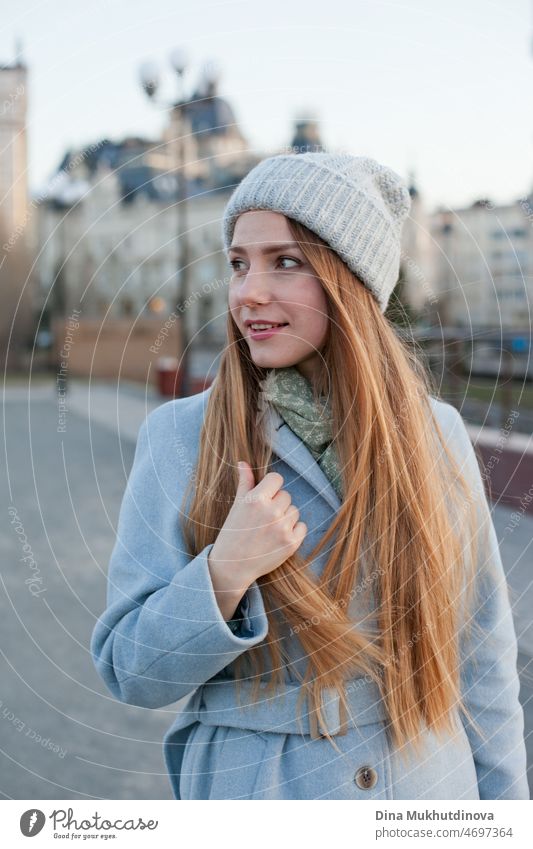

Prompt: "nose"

[234,264,272,306]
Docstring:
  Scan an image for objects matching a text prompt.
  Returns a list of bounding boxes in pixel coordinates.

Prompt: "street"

[1,379,532,799]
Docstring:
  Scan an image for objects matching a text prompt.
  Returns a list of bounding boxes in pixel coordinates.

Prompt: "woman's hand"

[207,460,307,620]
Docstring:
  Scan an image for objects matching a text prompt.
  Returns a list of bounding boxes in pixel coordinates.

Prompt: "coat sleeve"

[90,402,269,709]
[449,407,529,800]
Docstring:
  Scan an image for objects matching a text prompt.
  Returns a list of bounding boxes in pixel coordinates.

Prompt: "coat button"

[354,765,378,789]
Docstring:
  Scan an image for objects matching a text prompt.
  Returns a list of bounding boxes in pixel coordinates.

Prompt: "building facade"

[0,55,34,370]
[0,58,28,240]
[429,198,531,329]
[35,83,332,384]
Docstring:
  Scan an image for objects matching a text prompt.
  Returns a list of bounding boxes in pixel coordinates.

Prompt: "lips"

[247,323,289,339]
[245,321,289,328]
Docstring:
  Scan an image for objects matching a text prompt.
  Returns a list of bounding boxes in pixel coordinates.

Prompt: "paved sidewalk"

[52,379,533,652]
[1,379,531,799]
[3,377,164,444]
[2,389,174,799]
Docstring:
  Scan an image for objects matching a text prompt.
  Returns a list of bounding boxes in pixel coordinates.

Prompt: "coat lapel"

[262,404,342,513]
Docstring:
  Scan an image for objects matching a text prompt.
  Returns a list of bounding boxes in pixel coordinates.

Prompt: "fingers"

[254,471,285,499]
[236,460,255,495]
[285,504,302,530]
[271,489,292,513]
[294,520,307,539]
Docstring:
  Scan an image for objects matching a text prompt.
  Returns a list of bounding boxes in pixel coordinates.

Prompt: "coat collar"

[261,403,342,513]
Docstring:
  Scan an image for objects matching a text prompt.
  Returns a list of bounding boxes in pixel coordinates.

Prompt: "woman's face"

[227,210,329,386]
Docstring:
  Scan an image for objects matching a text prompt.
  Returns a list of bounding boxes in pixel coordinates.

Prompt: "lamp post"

[139,48,193,396]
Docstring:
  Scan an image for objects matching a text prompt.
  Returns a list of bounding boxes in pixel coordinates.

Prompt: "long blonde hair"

[181,217,486,759]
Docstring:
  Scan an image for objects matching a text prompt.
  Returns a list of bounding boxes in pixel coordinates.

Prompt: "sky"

[1,0,532,212]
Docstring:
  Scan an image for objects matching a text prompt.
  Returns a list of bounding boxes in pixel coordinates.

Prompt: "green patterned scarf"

[258,366,343,500]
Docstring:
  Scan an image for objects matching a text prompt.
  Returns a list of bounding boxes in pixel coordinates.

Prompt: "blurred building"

[162,76,255,188]
[0,57,28,237]
[288,113,324,154]
[37,107,259,326]
[0,53,34,370]
[429,198,531,328]
[35,83,264,383]
[35,87,331,384]
[398,172,436,318]
[38,137,238,329]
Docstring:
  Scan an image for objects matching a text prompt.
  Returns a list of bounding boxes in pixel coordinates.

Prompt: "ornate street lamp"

[139,49,191,396]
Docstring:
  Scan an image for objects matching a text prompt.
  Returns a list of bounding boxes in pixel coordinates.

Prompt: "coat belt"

[197,676,388,738]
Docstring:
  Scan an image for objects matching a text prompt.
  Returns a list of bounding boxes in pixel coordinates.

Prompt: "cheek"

[227,290,240,320]
[309,313,329,346]
[299,286,328,336]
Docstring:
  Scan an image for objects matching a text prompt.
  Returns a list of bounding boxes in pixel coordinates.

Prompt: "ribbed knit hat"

[221,152,411,313]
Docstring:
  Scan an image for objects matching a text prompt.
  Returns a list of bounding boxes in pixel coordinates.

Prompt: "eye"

[278,256,300,268]
[228,255,301,272]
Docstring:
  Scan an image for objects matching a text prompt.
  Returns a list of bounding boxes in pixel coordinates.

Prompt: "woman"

[91,152,529,800]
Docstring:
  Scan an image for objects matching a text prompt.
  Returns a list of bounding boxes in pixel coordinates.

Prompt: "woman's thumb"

[236,460,254,494]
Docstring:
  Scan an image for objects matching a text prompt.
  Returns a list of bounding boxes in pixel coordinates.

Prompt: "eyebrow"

[227,242,302,255]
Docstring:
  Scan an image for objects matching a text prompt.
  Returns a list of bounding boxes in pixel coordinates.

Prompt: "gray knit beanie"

[221,152,411,313]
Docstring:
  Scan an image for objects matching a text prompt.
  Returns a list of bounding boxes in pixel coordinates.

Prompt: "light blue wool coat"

[90,383,529,800]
